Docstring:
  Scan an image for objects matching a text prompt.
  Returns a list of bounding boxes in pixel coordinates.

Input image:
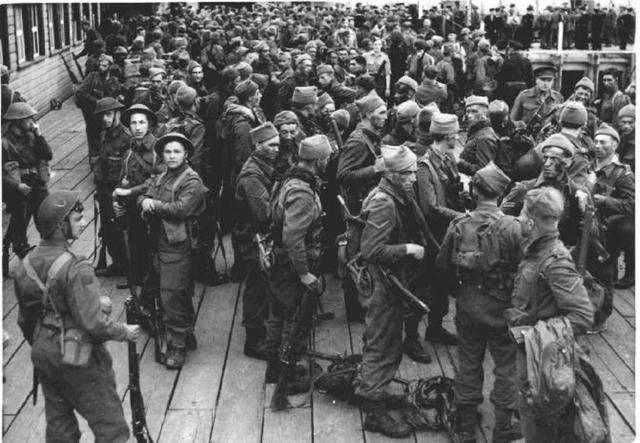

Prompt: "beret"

[474,161,511,195]
[316,92,335,109]
[316,64,334,77]
[559,101,587,126]
[618,104,635,119]
[430,112,460,135]
[234,80,259,99]
[355,93,385,115]
[465,95,489,108]
[292,86,318,105]
[381,145,417,173]
[594,123,620,143]
[273,110,300,127]
[540,133,575,157]
[396,75,418,93]
[299,134,332,160]
[396,100,420,124]
[250,122,279,145]
[574,76,594,93]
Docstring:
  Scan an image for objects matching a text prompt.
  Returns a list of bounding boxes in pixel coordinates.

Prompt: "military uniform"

[119,133,162,286]
[15,238,130,442]
[2,126,52,256]
[95,121,130,269]
[265,166,324,359]
[618,131,635,172]
[510,234,593,441]
[159,110,206,176]
[141,162,206,351]
[234,153,277,348]
[458,120,499,176]
[510,87,564,126]
[321,79,357,110]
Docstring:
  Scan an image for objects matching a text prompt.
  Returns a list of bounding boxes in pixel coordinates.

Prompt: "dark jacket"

[458,120,499,176]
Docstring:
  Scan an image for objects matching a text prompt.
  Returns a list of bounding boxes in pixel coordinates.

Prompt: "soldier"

[138,133,206,369]
[592,124,635,294]
[75,54,122,159]
[336,93,387,323]
[414,65,447,108]
[510,66,564,130]
[291,86,321,137]
[507,187,593,441]
[234,123,280,359]
[436,163,523,443]
[276,53,313,113]
[316,64,357,110]
[2,103,52,263]
[113,104,162,289]
[264,135,331,383]
[273,110,304,175]
[92,97,129,277]
[357,145,425,438]
[14,190,140,441]
[569,77,599,139]
[617,104,635,171]
[382,100,419,146]
[596,68,630,125]
[458,95,500,176]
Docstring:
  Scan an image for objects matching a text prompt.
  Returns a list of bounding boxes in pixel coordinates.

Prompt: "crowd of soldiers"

[2,2,636,442]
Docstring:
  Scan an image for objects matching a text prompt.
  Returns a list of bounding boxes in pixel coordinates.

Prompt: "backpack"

[16,251,73,344]
[450,212,503,272]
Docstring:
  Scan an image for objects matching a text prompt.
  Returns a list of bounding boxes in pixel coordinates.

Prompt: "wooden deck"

[2,100,636,442]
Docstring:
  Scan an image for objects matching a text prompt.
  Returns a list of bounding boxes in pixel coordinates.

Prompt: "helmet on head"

[36,191,82,238]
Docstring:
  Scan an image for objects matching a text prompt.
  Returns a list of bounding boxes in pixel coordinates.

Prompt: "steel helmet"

[36,191,82,238]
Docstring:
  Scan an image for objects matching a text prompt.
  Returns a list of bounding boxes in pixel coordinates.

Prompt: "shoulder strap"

[529,247,563,319]
[421,153,446,202]
[171,167,193,202]
[361,132,378,159]
[22,251,73,318]
[123,149,133,179]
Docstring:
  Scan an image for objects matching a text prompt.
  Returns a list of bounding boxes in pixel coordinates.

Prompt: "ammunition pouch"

[61,328,93,368]
[162,219,188,245]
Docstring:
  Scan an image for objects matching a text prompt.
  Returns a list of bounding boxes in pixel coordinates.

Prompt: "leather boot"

[244,327,270,361]
[403,338,432,364]
[363,399,412,438]
[425,326,458,345]
[165,346,186,370]
[454,405,478,443]
[493,407,523,443]
[265,355,281,384]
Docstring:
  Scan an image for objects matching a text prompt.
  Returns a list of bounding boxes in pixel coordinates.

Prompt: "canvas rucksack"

[450,211,503,272]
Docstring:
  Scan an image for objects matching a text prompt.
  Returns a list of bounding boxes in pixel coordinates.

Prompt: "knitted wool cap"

[299,134,332,160]
[381,145,418,172]
[234,80,259,100]
[429,112,460,135]
[250,122,279,145]
[355,93,385,115]
[618,104,635,119]
[273,110,300,127]
[396,75,418,93]
[465,95,489,108]
[540,133,575,157]
[396,100,420,124]
[574,76,594,93]
[559,101,588,126]
[292,86,318,105]
[594,123,620,143]
[474,161,511,195]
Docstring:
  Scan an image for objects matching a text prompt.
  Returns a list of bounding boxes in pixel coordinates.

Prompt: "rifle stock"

[576,204,594,276]
[58,53,79,85]
[330,117,343,150]
[125,297,154,443]
[379,267,429,314]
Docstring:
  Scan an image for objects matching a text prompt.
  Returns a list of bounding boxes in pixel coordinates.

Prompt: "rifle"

[378,267,430,314]
[524,98,559,140]
[72,54,85,80]
[125,296,154,443]
[330,117,343,150]
[147,252,167,364]
[576,203,594,276]
[93,194,107,270]
[58,52,79,85]
[271,282,322,411]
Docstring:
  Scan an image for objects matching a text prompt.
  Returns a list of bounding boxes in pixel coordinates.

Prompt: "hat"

[188,61,202,73]
[316,92,335,109]
[474,161,511,195]
[292,86,318,105]
[273,110,300,127]
[332,109,351,130]
[540,133,575,157]
[249,73,268,90]
[148,67,166,80]
[36,191,82,238]
[299,134,332,160]
[114,46,128,55]
[234,80,259,101]
[488,100,509,117]
[235,61,253,77]
[414,39,428,50]
[316,64,334,76]
[250,122,279,145]
[396,100,420,124]
[3,102,37,120]
[431,35,444,45]
[168,80,187,96]
[430,112,460,135]
[381,145,417,173]
[175,86,197,108]
[396,75,418,93]
[154,132,195,157]
[574,76,594,93]
[465,95,489,108]
[98,54,113,65]
[524,187,565,219]
[93,97,124,115]
[618,104,635,120]
[122,103,157,127]
[356,93,385,115]
[460,27,471,35]
[295,53,312,66]
[594,123,620,143]
[559,101,587,126]
[534,66,557,78]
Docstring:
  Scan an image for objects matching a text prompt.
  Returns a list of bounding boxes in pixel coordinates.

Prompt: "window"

[17,5,44,62]
[72,3,82,43]
[49,3,66,50]
[15,6,25,62]
[1,5,9,69]
[63,4,70,46]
